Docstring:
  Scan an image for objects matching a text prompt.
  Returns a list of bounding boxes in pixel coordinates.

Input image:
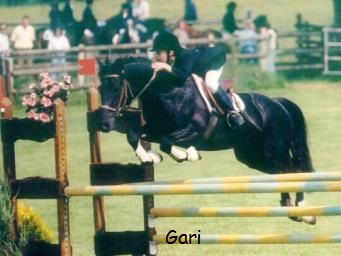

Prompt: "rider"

[151,31,245,128]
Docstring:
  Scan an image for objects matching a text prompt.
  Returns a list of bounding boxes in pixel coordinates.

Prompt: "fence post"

[77,47,85,88]
[4,58,14,100]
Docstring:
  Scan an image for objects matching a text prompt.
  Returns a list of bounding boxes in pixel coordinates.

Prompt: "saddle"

[191,74,245,115]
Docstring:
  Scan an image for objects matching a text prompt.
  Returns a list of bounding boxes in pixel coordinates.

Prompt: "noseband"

[100,71,157,116]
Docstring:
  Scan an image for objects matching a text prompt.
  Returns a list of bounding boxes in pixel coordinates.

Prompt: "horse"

[98,57,316,225]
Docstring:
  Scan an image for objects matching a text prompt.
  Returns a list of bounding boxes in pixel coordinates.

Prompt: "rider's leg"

[205,68,244,128]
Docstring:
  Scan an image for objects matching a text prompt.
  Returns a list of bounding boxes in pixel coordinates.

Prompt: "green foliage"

[17,202,55,243]
[0,180,22,256]
[226,62,286,91]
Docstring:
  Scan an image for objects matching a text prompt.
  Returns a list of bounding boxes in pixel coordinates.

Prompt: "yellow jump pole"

[150,206,341,218]
[64,180,341,197]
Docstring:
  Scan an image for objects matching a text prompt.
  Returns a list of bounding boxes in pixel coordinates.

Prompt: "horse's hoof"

[288,216,302,222]
[186,146,201,162]
[300,216,317,225]
[148,150,163,164]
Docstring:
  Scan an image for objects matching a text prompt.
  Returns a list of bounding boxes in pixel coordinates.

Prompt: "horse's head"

[98,57,153,132]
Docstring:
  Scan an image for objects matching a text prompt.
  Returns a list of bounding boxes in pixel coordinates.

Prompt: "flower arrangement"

[22,73,72,122]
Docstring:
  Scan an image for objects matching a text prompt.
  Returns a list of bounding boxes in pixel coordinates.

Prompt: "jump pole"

[135,171,341,185]
[64,180,341,196]
[152,233,341,244]
[150,206,341,218]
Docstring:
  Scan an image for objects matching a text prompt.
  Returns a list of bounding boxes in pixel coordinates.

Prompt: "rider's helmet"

[151,32,182,53]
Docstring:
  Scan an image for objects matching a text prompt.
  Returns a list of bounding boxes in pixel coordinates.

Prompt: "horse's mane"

[99,57,151,77]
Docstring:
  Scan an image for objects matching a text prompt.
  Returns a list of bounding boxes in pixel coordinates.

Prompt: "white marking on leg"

[147,150,163,164]
[135,140,152,163]
[186,146,201,162]
[297,200,317,225]
[171,146,187,161]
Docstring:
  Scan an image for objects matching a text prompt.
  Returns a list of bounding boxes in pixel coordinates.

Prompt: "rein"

[100,70,157,115]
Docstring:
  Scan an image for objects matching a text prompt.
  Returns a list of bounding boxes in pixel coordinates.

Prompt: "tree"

[333,0,341,27]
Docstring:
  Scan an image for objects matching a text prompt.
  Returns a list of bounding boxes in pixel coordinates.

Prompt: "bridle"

[100,70,157,116]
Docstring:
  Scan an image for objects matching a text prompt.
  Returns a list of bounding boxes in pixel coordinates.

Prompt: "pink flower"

[30,92,37,99]
[28,110,38,120]
[22,96,29,106]
[41,97,52,107]
[63,75,71,85]
[39,113,51,123]
[27,97,37,107]
[51,85,60,93]
[39,72,49,79]
[40,79,50,89]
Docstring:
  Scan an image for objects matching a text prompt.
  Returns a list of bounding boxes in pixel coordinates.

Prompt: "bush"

[0,180,55,256]
[17,202,55,243]
[0,180,22,256]
[225,62,286,91]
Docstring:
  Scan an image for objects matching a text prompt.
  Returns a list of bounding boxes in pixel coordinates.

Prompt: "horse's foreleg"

[160,125,203,162]
[295,192,317,225]
[127,130,162,164]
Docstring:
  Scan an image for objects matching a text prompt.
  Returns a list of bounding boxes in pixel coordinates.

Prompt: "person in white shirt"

[0,24,10,75]
[48,27,70,80]
[133,0,150,22]
[0,24,10,53]
[11,16,35,66]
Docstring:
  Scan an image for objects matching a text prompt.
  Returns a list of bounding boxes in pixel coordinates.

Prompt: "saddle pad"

[191,74,245,113]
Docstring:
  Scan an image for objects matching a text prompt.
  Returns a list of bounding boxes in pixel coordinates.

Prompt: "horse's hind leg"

[295,192,317,225]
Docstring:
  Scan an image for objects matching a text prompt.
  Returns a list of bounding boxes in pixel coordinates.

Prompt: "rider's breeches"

[205,66,224,93]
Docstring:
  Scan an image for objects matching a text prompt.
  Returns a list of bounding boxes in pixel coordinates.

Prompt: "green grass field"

[1,81,341,256]
[0,1,340,255]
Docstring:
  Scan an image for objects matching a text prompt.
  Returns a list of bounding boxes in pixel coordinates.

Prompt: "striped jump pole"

[64,180,341,197]
[150,206,341,218]
[152,233,341,244]
[136,171,341,185]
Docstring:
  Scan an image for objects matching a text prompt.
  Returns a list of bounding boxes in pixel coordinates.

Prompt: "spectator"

[0,24,10,75]
[133,0,150,23]
[173,19,190,46]
[0,24,9,53]
[234,19,258,64]
[255,15,277,73]
[48,27,70,80]
[124,0,134,17]
[112,3,135,45]
[11,16,35,67]
[82,0,97,34]
[184,0,197,23]
[49,1,63,31]
[62,0,76,28]
[222,1,238,38]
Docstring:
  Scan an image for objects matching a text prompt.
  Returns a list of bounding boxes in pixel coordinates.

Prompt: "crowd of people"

[0,0,278,76]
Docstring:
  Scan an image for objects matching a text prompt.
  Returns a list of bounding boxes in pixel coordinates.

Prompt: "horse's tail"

[276,97,314,172]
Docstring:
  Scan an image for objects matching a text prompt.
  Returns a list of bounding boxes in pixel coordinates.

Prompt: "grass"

[0,0,333,31]
[0,81,341,255]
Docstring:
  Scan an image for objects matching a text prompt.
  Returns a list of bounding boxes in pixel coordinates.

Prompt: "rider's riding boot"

[213,88,245,129]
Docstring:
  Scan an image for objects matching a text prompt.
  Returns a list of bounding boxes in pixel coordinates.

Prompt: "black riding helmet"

[151,32,182,53]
